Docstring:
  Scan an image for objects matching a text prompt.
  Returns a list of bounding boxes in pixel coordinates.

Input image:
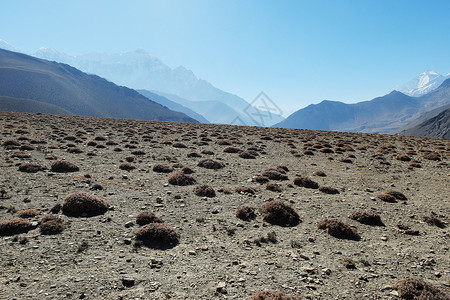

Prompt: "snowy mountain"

[32,47,284,126]
[395,70,450,97]
[0,39,19,52]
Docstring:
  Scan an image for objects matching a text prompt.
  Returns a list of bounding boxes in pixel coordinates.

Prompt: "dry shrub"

[239,151,256,159]
[50,160,79,172]
[396,154,411,161]
[0,219,34,236]
[254,175,270,183]
[134,223,179,248]
[349,209,383,226]
[17,209,40,218]
[304,150,314,155]
[40,215,65,235]
[153,164,173,173]
[172,142,187,148]
[393,278,448,300]
[409,162,422,168]
[11,151,31,159]
[3,140,21,147]
[377,193,397,203]
[236,206,256,221]
[62,192,109,217]
[319,186,339,194]
[293,177,319,189]
[180,166,194,174]
[262,169,288,180]
[136,212,164,226]
[313,170,326,177]
[18,163,45,173]
[67,147,83,154]
[252,290,302,300]
[423,212,446,228]
[319,147,334,153]
[261,200,300,227]
[317,218,360,240]
[423,152,441,161]
[193,185,216,197]
[385,190,407,200]
[266,183,282,192]
[339,158,353,163]
[197,159,225,169]
[223,146,241,153]
[235,186,256,194]
[168,172,196,186]
[187,152,202,158]
[119,162,136,171]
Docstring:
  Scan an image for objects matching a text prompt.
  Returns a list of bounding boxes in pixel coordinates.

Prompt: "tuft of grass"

[261,200,300,227]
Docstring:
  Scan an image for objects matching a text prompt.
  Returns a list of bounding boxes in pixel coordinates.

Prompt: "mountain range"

[33,47,284,126]
[395,70,450,97]
[0,48,197,123]
[274,78,450,134]
[399,108,449,139]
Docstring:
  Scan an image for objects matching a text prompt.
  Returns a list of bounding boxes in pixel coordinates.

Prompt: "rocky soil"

[0,112,448,299]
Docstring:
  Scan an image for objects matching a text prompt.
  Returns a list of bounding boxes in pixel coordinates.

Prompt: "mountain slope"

[395,70,450,97]
[400,108,450,139]
[137,89,209,123]
[0,96,72,115]
[0,49,197,123]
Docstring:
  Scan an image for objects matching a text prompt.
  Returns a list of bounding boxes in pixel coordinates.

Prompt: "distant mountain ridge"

[396,70,450,97]
[274,78,450,133]
[400,108,450,139]
[0,48,197,123]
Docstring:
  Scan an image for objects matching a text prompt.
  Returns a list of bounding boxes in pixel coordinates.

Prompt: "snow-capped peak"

[0,39,20,52]
[395,70,450,97]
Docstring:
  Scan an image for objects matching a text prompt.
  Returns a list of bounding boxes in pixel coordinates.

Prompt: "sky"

[1,0,450,115]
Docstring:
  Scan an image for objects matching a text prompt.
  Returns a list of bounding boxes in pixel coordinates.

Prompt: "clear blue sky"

[1,0,449,114]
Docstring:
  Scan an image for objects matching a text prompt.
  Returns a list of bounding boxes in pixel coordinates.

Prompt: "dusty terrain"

[0,112,448,299]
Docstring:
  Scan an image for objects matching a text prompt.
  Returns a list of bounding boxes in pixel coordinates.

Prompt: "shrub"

[423,152,441,161]
[223,146,241,153]
[0,219,34,236]
[349,209,383,226]
[119,162,136,171]
[339,158,353,163]
[313,170,326,177]
[136,212,163,226]
[168,172,196,186]
[235,186,256,194]
[251,290,302,300]
[261,200,300,227]
[266,183,282,192]
[293,177,319,189]
[393,278,448,300]
[235,206,256,221]
[134,223,179,248]
[385,190,407,200]
[317,218,360,240]
[239,151,256,159]
[187,152,202,158]
[153,164,173,173]
[40,215,65,235]
[262,169,288,180]
[172,142,187,148]
[377,193,397,203]
[18,163,45,173]
[50,160,79,172]
[131,150,146,155]
[17,209,40,218]
[62,192,109,217]
[396,154,411,161]
[318,186,340,194]
[3,140,20,147]
[193,185,216,197]
[197,159,225,169]
[254,175,269,183]
[423,212,445,228]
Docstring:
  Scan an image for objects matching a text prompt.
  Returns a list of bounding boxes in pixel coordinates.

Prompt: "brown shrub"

[313,170,326,177]
[318,186,339,194]
[17,209,40,218]
[3,140,21,147]
[393,278,448,300]
[62,192,109,217]
[50,160,79,172]
[181,166,194,174]
[339,158,353,163]
[266,183,282,192]
[236,206,256,221]
[317,218,360,240]
[168,172,196,186]
[153,164,173,173]
[423,212,446,228]
[252,290,302,300]
[172,142,187,148]
[262,169,288,180]
[261,200,300,227]
[193,185,216,197]
[136,212,164,226]
[0,219,34,236]
[235,186,256,194]
[239,151,256,159]
[385,190,407,200]
[254,175,270,183]
[119,163,136,171]
[396,154,411,161]
[377,193,397,203]
[134,223,179,248]
[11,151,31,159]
[293,177,319,189]
[18,163,45,173]
[223,146,241,153]
[40,215,65,235]
[198,159,225,169]
[303,150,314,155]
[187,152,202,158]
[349,209,383,226]
[423,152,441,161]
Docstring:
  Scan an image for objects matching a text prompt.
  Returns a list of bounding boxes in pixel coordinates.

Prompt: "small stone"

[389,290,399,296]
[322,268,331,275]
[124,221,134,228]
[216,281,227,294]
[122,174,128,179]
[124,238,132,245]
[381,236,388,241]
[188,250,196,255]
[122,277,135,287]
